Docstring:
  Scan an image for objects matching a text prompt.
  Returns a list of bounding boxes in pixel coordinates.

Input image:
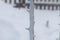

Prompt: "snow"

[0,0,60,40]
[34,10,60,40]
[0,1,29,40]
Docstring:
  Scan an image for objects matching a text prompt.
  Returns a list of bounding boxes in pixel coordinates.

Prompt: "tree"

[26,0,35,40]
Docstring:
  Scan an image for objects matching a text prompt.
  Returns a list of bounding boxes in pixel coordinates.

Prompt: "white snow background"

[0,1,29,40]
[0,0,60,40]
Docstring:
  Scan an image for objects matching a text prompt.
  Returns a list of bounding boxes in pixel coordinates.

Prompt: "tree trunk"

[29,0,35,40]
[14,0,16,4]
[26,0,35,40]
[9,0,12,4]
[5,0,7,3]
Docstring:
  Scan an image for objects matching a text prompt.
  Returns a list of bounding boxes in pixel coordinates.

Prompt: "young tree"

[26,0,35,40]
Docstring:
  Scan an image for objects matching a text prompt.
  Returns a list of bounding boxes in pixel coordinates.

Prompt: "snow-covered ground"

[0,1,29,40]
[34,10,60,40]
[0,0,60,40]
